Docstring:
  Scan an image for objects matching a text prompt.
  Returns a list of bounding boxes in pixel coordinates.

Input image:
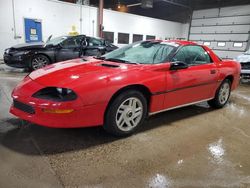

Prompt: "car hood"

[11,42,45,50]
[235,54,250,63]
[29,58,141,89]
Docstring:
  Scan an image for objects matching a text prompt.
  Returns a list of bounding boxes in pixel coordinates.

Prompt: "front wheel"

[208,79,231,108]
[104,90,147,136]
[30,54,50,71]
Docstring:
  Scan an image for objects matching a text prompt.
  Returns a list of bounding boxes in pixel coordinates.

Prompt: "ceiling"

[62,0,250,23]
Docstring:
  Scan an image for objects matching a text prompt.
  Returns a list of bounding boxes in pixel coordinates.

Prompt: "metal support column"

[98,0,104,37]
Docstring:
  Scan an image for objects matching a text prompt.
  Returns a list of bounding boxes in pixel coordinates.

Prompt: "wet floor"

[0,68,250,187]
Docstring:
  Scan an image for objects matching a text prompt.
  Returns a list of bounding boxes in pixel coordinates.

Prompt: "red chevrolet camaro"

[10,40,241,136]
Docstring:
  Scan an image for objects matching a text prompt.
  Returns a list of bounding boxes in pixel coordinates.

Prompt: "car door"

[56,36,83,62]
[104,40,117,52]
[84,37,105,56]
[164,45,219,109]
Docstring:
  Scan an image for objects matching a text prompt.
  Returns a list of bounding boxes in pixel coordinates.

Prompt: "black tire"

[104,90,147,136]
[30,54,50,71]
[208,79,232,108]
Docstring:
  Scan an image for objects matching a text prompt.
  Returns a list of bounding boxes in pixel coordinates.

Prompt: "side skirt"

[149,97,214,116]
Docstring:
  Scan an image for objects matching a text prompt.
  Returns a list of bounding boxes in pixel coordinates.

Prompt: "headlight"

[5,48,10,54]
[15,51,30,55]
[32,87,77,102]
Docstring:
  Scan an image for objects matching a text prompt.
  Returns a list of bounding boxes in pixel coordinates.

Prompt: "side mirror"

[170,61,188,70]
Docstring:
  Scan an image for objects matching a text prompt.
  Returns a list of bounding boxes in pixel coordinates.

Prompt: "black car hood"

[12,42,45,50]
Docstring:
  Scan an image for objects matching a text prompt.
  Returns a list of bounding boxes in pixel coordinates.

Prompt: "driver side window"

[89,38,103,46]
[61,37,81,48]
[173,45,212,65]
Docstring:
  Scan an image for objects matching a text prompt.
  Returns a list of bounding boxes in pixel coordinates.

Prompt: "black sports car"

[3,35,118,70]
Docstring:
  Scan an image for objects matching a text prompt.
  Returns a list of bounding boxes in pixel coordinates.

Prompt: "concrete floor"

[0,64,250,187]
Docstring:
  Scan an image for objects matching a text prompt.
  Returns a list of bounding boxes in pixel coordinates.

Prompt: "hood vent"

[100,63,120,68]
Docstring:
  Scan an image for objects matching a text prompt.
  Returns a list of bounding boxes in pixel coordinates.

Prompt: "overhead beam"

[155,0,191,9]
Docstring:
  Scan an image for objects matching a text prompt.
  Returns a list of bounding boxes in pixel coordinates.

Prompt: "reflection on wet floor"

[0,71,250,187]
[208,138,225,164]
[149,174,172,188]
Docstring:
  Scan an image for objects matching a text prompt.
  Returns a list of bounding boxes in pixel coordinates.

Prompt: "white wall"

[0,0,188,58]
[103,9,187,45]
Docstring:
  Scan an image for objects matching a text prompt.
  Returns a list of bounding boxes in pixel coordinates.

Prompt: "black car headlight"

[15,51,30,55]
[4,48,10,54]
[32,87,77,102]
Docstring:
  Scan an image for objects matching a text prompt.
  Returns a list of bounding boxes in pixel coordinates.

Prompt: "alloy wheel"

[115,97,143,132]
[218,82,230,104]
[32,56,49,70]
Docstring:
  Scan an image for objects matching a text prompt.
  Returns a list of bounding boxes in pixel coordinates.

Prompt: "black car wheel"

[104,90,147,136]
[208,79,231,108]
[30,54,50,71]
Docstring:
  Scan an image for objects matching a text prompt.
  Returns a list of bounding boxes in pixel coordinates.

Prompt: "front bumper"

[9,77,106,128]
[10,101,106,128]
[241,69,250,78]
[4,53,29,68]
[241,69,250,74]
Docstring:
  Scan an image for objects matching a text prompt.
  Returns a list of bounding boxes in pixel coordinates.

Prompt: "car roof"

[149,39,197,46]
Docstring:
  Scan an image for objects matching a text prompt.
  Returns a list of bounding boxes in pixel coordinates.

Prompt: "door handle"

[210,69,216,74]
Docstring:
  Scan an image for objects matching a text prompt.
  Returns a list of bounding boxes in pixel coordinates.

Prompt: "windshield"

[46,36,68,46]
[102,41,177,64]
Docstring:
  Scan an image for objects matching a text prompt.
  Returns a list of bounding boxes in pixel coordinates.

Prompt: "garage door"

[189,5,250,59]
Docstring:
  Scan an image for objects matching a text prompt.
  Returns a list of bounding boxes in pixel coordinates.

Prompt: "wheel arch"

[31,53,52,64]
[225,75,234,84]
[104,84,152,119]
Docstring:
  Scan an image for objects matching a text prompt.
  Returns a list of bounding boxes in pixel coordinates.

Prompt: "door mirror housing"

[170,61,188,70]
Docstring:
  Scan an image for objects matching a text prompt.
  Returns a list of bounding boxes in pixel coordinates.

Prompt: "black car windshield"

[102,41,178,64]
[46,36,68,46]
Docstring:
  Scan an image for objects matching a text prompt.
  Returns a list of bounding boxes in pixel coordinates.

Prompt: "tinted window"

[146,35,156,40]
[46,36,68,46]
[61,36,82,48]
[173,45,212,65]
[88,38,103,46]
[118,33,129,44]
[103,31,114,43]
[133,34,143,42]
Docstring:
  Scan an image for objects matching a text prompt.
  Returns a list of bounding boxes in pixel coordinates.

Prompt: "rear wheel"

[30,54,50,71]
[104,90,147,136]
[208,79,231,108]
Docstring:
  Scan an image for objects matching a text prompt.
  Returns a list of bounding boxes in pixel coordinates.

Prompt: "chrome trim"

[149,97,214,116]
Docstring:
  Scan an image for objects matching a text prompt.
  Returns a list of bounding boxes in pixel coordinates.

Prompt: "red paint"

[10,40,241,128]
